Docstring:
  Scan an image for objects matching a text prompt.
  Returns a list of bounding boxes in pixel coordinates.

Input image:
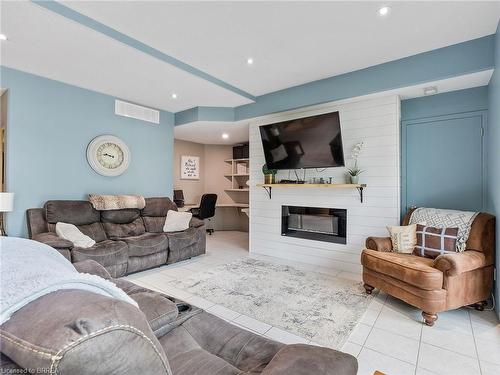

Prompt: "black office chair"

[173,189,185,208]
[190,194,217,235]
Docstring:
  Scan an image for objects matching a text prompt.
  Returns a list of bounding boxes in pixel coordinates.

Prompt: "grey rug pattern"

[170,258,373,348]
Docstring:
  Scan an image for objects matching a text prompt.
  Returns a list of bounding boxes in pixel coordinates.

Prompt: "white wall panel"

[249,95,400,274]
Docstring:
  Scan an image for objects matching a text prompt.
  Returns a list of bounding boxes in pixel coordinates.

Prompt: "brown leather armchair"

[361,208,495,326]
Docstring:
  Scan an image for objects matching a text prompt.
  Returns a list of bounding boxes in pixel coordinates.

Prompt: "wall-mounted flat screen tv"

[259,111,344,170]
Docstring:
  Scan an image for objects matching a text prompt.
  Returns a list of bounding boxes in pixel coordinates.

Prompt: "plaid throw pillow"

[413,224,459,259]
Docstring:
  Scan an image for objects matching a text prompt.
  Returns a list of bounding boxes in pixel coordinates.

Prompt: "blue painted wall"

[1,67,175,237]
[486,21,500,318]
[401,86,489,120]
[401,87,489,216]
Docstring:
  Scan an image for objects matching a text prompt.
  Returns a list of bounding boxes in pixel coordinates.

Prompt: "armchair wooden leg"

[363,284,374,295]
[422,312,438,326]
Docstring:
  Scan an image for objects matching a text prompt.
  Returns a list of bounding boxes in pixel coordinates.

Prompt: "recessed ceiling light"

[222,133,229,139]
[423,86,438,96]
[0,34,7,41]
[378,6,391,16]
[171,93,178,99]
[246,58,254,65]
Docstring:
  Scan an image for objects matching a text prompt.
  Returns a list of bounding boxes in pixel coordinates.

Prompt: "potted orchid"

[347,141,364,184]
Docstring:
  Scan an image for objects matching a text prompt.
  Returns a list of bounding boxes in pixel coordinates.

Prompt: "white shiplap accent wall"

[249,95,401,274]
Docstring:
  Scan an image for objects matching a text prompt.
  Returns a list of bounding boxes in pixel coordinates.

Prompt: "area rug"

[169,258,373,348]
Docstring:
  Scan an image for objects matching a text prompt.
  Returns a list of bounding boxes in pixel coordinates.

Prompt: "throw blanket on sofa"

[0,237,137,324]
[89,194,146,210]
[409,207,479,252]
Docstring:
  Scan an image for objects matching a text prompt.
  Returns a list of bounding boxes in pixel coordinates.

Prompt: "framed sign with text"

[181,155,200,180]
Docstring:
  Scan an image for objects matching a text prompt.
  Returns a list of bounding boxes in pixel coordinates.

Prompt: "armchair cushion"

[365,237,393,252]
[387,224,417,253]
[433,251,486,276]
[361,249,443,290]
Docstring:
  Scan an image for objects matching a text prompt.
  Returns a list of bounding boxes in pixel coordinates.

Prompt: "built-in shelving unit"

[256,183,367,202]
[224,158,249,203]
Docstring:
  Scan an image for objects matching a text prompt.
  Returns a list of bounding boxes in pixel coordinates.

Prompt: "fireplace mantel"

[256,183,366,202]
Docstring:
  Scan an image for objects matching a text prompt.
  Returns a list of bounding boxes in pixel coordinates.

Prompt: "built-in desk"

[179,202,249,231]
[178,203,249,212]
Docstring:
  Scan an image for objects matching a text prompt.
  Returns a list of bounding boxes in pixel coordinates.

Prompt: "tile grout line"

[358,293,420,369]
[359,292,386,350]
[469,310,484,375]
[414,316,424,375]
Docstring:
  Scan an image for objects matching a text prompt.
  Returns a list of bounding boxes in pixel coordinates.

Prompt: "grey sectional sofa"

[26,197,206,277]
[0,259,358,374]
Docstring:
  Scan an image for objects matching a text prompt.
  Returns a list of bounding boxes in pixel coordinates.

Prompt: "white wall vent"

[115,100,160,124]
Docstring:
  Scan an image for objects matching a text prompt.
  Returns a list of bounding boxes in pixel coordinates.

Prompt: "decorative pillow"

[387,224,417,253]
[413,224,459,259]
[163,211,192,232]
[56,222,96,248]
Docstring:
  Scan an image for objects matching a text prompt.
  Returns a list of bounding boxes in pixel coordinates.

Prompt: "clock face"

[96,142,124,169]
[87,135,130,176]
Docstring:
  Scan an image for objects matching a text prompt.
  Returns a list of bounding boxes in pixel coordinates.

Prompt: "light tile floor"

[125,231,500,375]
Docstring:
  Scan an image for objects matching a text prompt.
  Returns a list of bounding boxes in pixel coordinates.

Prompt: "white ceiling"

[174,120,250,145]
[0,1,252,112]
[64,1,500,96]
[174,69,493,145]
[1,1,499,115]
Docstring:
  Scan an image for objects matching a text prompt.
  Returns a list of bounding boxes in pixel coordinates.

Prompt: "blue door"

[402,112,485,215]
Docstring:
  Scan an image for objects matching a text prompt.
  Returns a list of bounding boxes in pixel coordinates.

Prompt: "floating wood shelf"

[225,188,250,192]
[256,183,367,202]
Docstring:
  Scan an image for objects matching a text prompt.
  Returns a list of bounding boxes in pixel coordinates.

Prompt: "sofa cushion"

[142,197,177,217]
[414,224,459,259]
[361,249,444,290]
[76,222,108,243]
[143,216,167,233]
[163,211,192,232]
[103,217,146,239]
[72,239,128,268]
[387,224,417,254]
[160,326,241,375]
[122,233,169,257]
[101,208,141,224]
[127,252,168,274]
[166,227,198,252]
[0,290,171,374]
[159,312,284,375]
[45,200,100,225]
[56,222,96,248]
[114,279,179,337]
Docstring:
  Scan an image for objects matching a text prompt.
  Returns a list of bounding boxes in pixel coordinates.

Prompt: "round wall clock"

[86,135,130,176]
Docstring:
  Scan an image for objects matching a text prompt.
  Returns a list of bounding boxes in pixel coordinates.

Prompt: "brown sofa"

[361,208,495,326]
[0,259,358,374]
[26,197,206,277]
